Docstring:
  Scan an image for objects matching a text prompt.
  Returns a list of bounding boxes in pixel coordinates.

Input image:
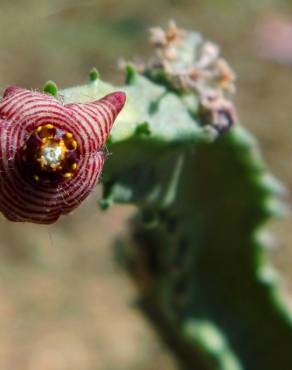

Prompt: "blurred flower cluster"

[146,21,237,133]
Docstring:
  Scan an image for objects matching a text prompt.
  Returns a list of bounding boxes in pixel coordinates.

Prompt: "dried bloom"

[0,86,126,224]
[196,42,220,69]
[147,23,236,96]
[150,20,184,48]
[200,90,237,133]
[150,20,185,63]
[144,22,237,132]
[166,20,185,44]
[214,58,236,93]
[150,27,168,47]
[122,22,237,134]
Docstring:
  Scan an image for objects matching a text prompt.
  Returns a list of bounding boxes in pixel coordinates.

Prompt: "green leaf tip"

[135,122,151,137]
[43,80,58,97]
[99,181,115,211]
[106,134,113,146]
[125,63,138,85]
[89,67,100,82]
[99,198,111,211]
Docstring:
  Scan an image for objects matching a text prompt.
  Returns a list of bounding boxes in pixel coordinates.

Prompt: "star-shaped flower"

[0,86,126,224]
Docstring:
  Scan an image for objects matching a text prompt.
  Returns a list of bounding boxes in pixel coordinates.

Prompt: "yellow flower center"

[20,124,79,184]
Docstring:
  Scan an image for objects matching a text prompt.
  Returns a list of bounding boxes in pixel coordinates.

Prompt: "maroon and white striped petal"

[65,91,126,149]
[0,86,126,224]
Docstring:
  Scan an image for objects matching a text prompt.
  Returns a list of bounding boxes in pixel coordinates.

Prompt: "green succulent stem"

[60,27,292,370]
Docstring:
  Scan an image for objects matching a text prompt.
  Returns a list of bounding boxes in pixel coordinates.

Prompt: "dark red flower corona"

[0,86,126,224]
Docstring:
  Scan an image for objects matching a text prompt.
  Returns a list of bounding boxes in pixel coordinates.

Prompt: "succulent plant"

[1,22,291,370]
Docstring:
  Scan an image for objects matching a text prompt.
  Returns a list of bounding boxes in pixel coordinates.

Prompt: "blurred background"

[0,0,291,369]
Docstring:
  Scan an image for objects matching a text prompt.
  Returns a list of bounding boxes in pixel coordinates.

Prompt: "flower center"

[42,145,63,164]
[20,124,79,184]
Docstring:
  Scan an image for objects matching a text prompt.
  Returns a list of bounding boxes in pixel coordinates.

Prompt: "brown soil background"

[0,1,291,369]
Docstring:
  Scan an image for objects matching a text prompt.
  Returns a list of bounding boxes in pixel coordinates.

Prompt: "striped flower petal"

[0,86,126,224]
